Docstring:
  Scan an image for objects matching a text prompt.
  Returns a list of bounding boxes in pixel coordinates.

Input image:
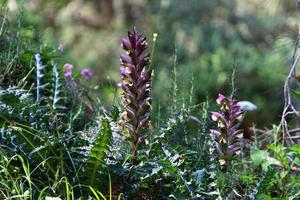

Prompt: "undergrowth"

[0,2,300,199]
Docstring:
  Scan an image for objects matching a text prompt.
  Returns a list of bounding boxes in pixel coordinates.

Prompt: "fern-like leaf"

[87,117,112,187]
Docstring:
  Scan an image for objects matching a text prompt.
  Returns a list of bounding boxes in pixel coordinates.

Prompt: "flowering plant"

[81,68,93,79]
[119,29,152,164]
[210,94,249,167]
[63,63,73,78]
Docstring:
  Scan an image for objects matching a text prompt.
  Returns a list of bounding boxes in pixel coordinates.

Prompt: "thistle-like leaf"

[35,53,49,102]
[51,63,66,111]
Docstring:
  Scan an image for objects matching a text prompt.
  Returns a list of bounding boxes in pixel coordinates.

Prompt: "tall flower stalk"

[210,94,249,169]
[119,29,152,165]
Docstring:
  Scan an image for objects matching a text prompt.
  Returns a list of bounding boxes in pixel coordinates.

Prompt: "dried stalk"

[280,19,300,145]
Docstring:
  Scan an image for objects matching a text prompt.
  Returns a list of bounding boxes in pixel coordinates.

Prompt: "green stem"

[149,32,158,71]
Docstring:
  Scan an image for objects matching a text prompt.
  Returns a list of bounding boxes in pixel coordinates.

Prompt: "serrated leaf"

[87,118,112,187]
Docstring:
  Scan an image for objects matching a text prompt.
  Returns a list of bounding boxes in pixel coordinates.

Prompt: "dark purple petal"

[121,38,131,50]
[228,129,243,142]
[216,93,226,105]
[211,112,227,127]
[228,144,240,156]
[137,53,150,65]
[140,69,150,80]
[210,129,221,138]
[230,105,242,117]
[120,54,132,64]
[120,66,132,77]
[125,107,136,119]
[137,117,149,130]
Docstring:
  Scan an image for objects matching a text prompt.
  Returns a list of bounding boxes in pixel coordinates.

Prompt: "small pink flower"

[80,68,93,79]
[63,63,73,70]
[64,70,72,77]
[63,63,73,77]
[58,43,64,52]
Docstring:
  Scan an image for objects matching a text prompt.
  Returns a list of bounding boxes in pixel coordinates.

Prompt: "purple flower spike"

[81,68,93,79]
[63,63,73,78]
[119,29,152,165]
[58,43,64,52]
[210,94,250,168]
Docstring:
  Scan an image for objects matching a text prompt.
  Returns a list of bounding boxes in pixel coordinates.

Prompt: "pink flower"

[64,70,72,77]
[80,68,93,79]
[63,63,73,70]
[63,63,73,77]
[58,43,64,52]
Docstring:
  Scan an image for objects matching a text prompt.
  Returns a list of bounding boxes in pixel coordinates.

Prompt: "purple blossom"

[63,63,73,70]
[64,70,72,77]
[210,94,250,167]
[63,63,73,78]
[80,68,93,79]
[58,43,64,52]
[119,29,152,165]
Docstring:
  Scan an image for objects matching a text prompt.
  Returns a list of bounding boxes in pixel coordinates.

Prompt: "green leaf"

[294,157,300,166]
[87,118,112,187]
[292,89,300,100]
[278,152,288,169]
[289,145,300,154]
[20,51,34,67]
[111,105,120,121]
[251,149,269,166]
[262,159,278,171]
[267,145,283,152]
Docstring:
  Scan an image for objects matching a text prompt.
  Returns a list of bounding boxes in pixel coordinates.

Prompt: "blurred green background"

[2,0,299,127]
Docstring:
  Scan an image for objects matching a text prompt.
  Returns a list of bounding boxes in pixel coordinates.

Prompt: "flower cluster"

[63,63,73,78]
[81,68,93,79]
[210,94,249,167]
[63,64,93,79]
[119,29,152,164]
